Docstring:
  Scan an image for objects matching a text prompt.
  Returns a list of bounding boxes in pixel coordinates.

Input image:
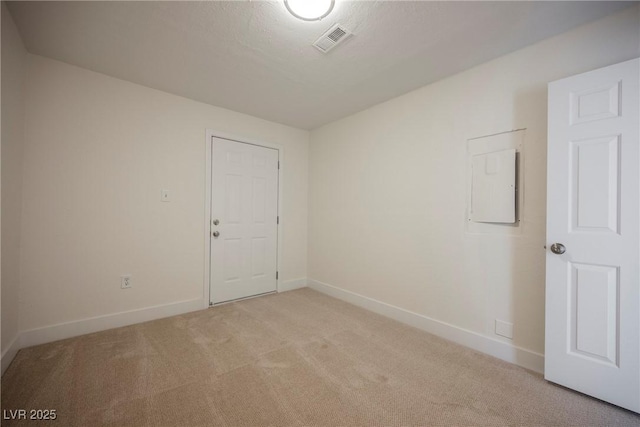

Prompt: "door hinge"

[278,161,280,169]
[276,271,279,280]
[277,216,280,224]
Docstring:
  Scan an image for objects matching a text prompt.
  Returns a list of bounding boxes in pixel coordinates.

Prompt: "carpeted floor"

[2,288,639,426]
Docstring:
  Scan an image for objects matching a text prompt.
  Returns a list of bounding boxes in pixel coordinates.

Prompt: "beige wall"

[2,2,27,355]
[19,54,309,331]
[7,3,639,362]
[308,6,640,355]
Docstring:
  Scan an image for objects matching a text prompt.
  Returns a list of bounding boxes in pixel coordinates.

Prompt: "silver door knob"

[212,231,220,238]
[550,243,566,254]
[212,219,220,226]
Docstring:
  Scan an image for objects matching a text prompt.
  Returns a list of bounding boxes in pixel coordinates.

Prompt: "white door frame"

[203,129,284,308]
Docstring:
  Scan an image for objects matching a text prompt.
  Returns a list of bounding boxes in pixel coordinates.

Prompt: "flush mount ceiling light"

[284,0,335,21]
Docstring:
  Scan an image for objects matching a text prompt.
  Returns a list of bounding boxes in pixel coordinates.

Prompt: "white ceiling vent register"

[313,23,352,53]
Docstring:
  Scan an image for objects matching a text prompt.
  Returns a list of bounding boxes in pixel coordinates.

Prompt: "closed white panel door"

[546,58,640,412]
[211,137,279,304]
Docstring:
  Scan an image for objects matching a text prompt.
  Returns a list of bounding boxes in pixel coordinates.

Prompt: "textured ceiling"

[6,1,633,129]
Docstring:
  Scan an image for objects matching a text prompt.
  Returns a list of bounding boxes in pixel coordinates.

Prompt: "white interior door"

[210,137,279,304]
[545,58,640,412]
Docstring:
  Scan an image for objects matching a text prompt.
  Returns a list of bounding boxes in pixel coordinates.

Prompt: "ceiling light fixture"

[284,0,335,21]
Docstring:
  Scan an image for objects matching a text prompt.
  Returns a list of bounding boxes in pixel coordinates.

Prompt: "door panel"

[225,174,242,223]
[570,82,621,125]
[252,177,267,223]
[569,262,618,365]
[546,58,639,413]
[570,136,620,233]
[211,137,279,304]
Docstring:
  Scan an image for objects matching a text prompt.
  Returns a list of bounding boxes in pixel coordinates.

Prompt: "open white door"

[210,137,279,304]
[546,58,640,412]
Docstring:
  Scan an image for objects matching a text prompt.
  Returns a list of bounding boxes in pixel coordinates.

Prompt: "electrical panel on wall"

[471,148,516,223]
[466,129,525,235]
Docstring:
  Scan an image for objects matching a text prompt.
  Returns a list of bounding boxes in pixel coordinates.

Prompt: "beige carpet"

[2,288,639,426]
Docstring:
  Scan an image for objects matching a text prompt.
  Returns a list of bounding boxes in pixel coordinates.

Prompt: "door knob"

[550,243,566,254]
[212,231,220,238]
[212,219,220,226]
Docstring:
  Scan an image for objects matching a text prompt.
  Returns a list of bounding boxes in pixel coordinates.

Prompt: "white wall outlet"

[495,319,513,339]
[160,189,170,202]
[121,275,132,289]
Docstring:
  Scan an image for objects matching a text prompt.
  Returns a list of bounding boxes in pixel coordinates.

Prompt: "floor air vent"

[313,23,352,53]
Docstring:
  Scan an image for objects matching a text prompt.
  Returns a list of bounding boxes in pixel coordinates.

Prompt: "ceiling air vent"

[313,23,352,53]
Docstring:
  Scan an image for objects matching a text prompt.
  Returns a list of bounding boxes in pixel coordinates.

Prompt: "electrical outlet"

[121,275,132,289]
[161,189,170,202]
[495,319,513,339]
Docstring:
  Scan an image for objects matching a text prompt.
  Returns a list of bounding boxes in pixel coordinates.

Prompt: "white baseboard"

[308,279,544,374]
[19,298,205,351]
[278,278,307,292]
[1,334,22,375]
